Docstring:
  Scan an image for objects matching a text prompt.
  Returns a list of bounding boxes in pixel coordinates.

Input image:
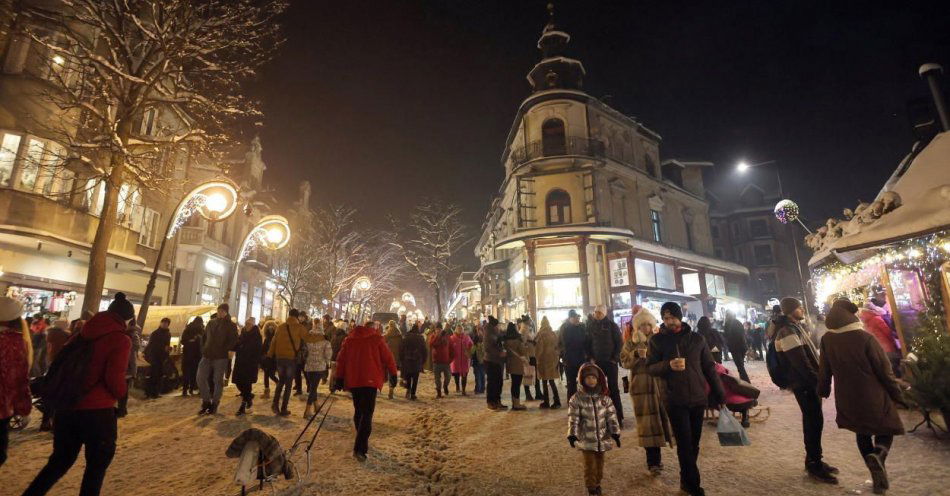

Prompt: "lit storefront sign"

[609,258,629,287]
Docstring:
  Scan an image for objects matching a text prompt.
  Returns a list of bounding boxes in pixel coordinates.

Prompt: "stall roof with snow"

[807,131,950,266]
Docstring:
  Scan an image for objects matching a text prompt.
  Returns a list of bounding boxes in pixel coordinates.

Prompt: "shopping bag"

[717,407,751,446]
[523,364,536,383]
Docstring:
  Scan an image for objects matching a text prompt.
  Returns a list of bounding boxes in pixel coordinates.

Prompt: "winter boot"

[271,400,280,415]
[587,488,597,495]
[866,449,889,494]
[539,401,550,409]
[622,376,630,394]
[388,386,394,400]
[198,402,211,415]
[524,387,534,401]
[405,389,411,399]
[209,402,219,415]
[511,398,527,411]
[740,410,750,428]
[304,402,314,419]
[236,401,247,416]
[806,461,839,485]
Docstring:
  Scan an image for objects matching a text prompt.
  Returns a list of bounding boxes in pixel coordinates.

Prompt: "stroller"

[227,394,336,495]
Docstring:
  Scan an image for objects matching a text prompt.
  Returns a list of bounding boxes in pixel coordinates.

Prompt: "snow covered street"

[4,361,948,496]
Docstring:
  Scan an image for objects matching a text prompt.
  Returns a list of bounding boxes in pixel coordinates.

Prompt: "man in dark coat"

[197,304,239,415]
[482,316,507,410]
[231,319,263,416]
[179,317,204,396]
[586,305,624,424]
[722,311,750,382]
[774,297,838,484]
[398,324,427,400]
[144,318,172,399]
[647,302,724,496]
[559,309,587,402]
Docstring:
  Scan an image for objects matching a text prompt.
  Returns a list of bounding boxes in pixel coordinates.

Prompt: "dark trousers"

[565,363,581,401]
[485,361,504,404]
[452,373,468,391]
[645,446,661,468]
[262,365,278,389]
[793,387,824,465]
[235,380,253,404]
[732,354,750,383]
[23,408,117,496]
[294,367,303,393]
[350,387,377,456]
[146,358,166,397]
[472,363,485,393]
[273,359,297,411]
[857,434,893,458]
[668,405,705,492]
[596,360,624,421]
[0,416,9,467]
[510,374,523,400]
[541,379,560,405]
[305,371,325,404]
[403,372,419,396]
[182,358,199,393]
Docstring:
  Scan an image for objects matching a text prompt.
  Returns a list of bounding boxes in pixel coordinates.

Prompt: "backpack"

[765,337,789,389]
[37,334,100,414]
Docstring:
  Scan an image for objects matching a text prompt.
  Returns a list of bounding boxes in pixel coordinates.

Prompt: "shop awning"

[637,288,698,302]
[714,294,763,310]
[493,225,635,250]
[136,305,215,335]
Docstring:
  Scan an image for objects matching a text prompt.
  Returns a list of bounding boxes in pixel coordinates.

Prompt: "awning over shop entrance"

[137,305,215,335]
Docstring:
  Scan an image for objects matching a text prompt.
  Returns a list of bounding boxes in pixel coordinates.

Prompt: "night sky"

[255,0,950,266]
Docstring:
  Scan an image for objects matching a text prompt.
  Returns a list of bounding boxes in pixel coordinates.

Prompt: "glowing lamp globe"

[774,199,800,225]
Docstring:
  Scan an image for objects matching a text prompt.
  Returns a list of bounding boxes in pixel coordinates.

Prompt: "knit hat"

[0,297,23,321]
[825,298,860,329]
[780,297,802,316]
[107,292,135,321]
[660,302,682,320]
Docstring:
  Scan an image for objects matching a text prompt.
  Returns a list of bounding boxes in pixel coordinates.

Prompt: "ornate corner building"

[473,10,750,325]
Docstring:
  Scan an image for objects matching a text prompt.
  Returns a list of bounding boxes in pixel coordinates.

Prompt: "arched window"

[546,189,572,225]
[542,118,567,156]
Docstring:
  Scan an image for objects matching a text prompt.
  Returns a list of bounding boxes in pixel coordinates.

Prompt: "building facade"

[0,3,286,323]
[474,13,749,326]
[708,177,809,310]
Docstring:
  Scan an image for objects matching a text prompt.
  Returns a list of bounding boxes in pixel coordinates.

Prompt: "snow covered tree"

[390,200,467,321]
[271,213,319,310]
[18,0,286,314]
[310,205,369,314]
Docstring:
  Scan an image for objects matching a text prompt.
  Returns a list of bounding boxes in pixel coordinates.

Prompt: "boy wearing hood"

[647,302,724,496]
[567,363,621,496]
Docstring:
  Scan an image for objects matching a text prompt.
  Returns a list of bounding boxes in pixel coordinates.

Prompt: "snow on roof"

[825,131,950,255]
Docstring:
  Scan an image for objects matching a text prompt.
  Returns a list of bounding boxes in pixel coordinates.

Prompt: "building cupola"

[527,3,585,93]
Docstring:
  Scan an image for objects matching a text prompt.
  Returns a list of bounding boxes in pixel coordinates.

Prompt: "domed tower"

[527,4,585,92]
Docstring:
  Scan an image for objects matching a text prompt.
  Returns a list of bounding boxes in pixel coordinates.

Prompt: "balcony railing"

[510,136,606,166]
[179,226,233,259]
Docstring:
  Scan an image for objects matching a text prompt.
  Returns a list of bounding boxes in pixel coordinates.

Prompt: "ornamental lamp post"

[349,276,372,322]
[734,160,812,314]
[137,180,239,327]
[224,215,291,310]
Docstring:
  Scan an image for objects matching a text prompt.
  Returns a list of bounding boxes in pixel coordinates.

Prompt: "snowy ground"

[4,361,949,496]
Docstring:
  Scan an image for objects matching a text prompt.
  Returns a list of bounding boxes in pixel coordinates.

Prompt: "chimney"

[919,63,950,132]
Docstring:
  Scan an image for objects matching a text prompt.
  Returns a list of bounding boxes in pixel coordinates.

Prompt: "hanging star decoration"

[774,199,800,225]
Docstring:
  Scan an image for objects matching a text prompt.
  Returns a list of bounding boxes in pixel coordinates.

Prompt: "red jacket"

[0,325,32,418]
[428,331,455,365]
[73,312,132,410]
[335,325,397,390]
[859,309,897,354]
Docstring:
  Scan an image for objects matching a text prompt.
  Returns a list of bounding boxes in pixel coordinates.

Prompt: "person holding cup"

[620,309,672,476]
[647,302,725,496]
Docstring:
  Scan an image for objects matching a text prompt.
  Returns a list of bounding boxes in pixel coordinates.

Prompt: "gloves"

[611,434,621,447]
[567,435,577,448]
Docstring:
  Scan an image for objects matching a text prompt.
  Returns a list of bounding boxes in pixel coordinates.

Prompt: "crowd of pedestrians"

[0,290,912,496]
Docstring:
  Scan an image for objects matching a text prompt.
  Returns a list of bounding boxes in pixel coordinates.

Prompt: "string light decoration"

[774,199,800,225]
[165,181,238,239]
[237,215,291,262]
[811,230,950,306]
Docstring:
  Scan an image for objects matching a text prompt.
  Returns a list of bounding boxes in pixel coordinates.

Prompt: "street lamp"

[137,180,238,327]
[348,276,372,322]
[734,160,811,314]
[224,215,291,309]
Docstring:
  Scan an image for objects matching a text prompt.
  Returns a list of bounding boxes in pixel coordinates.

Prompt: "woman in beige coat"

[620,309,672,475]
[534,316,562,409]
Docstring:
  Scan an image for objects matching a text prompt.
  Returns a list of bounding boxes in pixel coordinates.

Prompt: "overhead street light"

[137,180,239,327]
[225,215,292,307]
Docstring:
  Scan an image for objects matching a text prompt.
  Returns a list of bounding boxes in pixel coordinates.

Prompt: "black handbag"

[287,326,307,367]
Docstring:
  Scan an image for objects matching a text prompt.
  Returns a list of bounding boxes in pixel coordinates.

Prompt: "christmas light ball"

[774,199,800,224]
